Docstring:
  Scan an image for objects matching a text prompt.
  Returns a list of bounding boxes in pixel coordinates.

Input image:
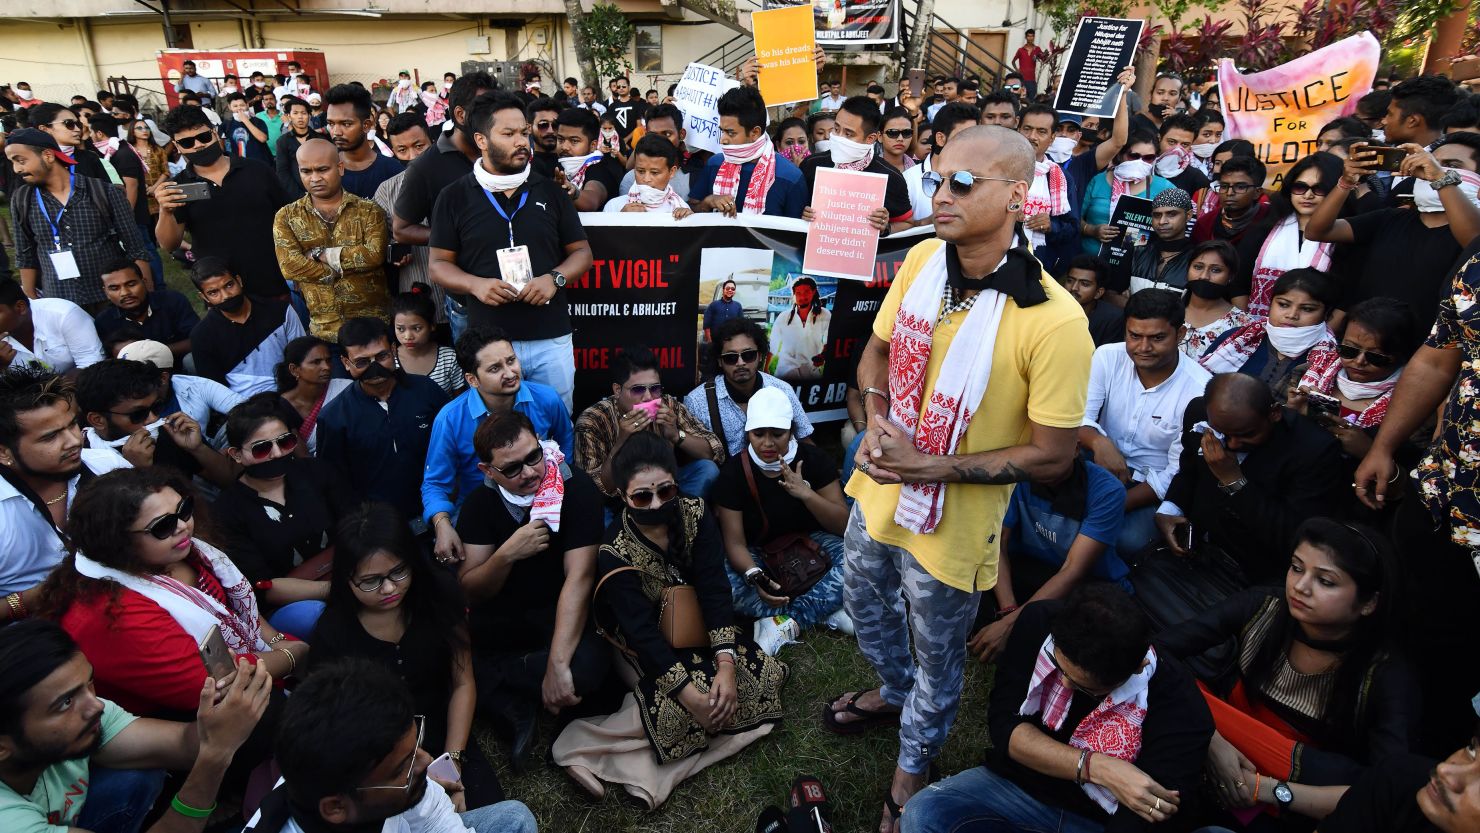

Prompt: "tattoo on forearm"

[951,461,1028,484]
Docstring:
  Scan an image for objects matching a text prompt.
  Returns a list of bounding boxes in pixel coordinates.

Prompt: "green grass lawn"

[480,628,996,833]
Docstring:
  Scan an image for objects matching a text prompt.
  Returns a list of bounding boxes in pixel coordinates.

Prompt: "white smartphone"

[427,753,460,782]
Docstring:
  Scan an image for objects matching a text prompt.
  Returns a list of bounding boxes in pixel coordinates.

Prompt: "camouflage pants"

[843,504,981,774]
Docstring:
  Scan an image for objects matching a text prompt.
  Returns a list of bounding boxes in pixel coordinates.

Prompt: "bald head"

[1205,372,1281,451]
[296,137,344,199]
[1206,372,1272,415]
[942,125,1035,182]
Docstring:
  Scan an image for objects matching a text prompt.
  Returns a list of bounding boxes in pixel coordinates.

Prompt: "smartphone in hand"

[1365,145,1409,173]
[198,625,235,680]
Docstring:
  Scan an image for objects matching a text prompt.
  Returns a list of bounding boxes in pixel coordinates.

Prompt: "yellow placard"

[753,5,818,107]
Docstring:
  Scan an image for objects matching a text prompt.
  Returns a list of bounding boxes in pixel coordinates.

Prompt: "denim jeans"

[724,531,846,629]
[1118,505,1159,557]
[445,295,469,343]
[459,799,538,833]
[511,334,575,413]
[75,766,167,833]
[268,600,325,641]
[677,458,721,500]
[902,766,1102,833]
[137,222,166,291]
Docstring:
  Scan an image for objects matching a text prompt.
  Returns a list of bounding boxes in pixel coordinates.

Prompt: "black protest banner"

[1054,16,1143,119]
[575,214,936,422]
[762,0,900,47]
[1096,194,1154,290]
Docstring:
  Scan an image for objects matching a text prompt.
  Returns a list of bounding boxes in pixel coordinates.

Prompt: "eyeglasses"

[353,562,413,593]
[1288,182,1329,198]
[720,348,760,366]
[921,169,1020,198]
[625,383,663,398]
[109,401,159,425]
[246,431,299,460]
[346,349,394,371]
[1216,182,1257,194]
[1337,343,1396,368]
[1121,152,1158,163]
[882,128,913,139]
[357,715,426,794]
[132,495,196,540]
[532,120,556,130]
[491,445,544,479]
[174,132,215,149]
[627,482,678,508]
[1047,647,1110,698]
[50,119,82,131]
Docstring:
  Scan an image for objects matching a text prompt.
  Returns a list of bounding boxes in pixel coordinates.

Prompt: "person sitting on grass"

[603,134,692,218]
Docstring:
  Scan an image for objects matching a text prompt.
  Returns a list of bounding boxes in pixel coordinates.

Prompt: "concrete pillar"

[76,18,104,94]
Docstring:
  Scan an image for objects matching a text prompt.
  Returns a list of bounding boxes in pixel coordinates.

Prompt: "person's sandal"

[883,793,904,833]
[562,764,605,801]
[821,690,900,735]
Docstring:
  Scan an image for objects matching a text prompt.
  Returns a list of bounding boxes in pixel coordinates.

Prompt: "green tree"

[575,3,636,89]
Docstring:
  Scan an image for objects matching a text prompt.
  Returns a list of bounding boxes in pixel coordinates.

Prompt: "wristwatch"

[1432,170,1464,191]
[549,269,567,288]
[1218,477,1248,495]
[744,567,766,586]
[1273,781,1294,810]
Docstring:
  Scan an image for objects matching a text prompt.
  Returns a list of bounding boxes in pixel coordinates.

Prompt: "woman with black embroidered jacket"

[552,431,787,811]
[1156,517,1420,825]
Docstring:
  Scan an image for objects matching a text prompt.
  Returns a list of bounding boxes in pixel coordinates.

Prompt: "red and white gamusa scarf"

[1024,161,1070,248]
[887,243,1008,534]
[713,135,776,216]
[498,440,568,532]
[559,152,604,190]
[1247,214,1332,317]
[1199,318,1339,375]
[1297,349,1399,428]
[1019,635,1157,814]
[626,183,689,212]
[74,539,268,655]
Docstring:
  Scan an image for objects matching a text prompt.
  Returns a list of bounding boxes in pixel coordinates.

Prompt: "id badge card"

[49,246,81,280]
[496,245,533,292]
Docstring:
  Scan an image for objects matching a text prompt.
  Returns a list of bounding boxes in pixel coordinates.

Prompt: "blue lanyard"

[36,169,75,250]
[483,189,527,249]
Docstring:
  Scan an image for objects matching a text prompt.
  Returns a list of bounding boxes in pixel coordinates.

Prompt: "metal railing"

[899,0,1011,89]
[691,31,755,76]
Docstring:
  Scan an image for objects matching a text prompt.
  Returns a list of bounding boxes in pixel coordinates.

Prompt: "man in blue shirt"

[422,325,573,564]
[689,86,807,219]
[317,317,448,530]
[702,279,743,343]
[967,457,1129,664]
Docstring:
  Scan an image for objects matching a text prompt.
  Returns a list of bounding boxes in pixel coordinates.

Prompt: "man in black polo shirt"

[274,96,327,197]
[553,107,624,211]
[323,83,404,199]
[527,96,561,180]
[799,96,913,234]
[154,104,291,300]
[316,316,448,527]
[428,91,592,411]
[93,261,198,363]
[392,72,495,339]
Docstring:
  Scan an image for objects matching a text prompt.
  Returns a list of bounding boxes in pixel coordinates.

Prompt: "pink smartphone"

[427,753,460,782]
[633,398,661,419]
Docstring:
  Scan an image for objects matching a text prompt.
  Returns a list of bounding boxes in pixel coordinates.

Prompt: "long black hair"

[1245,517,1402,749]
[319,503,468,654]
[274,335,329,393]
[1265,151,1344,227]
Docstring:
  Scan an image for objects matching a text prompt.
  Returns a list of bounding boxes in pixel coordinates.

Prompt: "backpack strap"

[704,380,727,452]
[740,448,770,543]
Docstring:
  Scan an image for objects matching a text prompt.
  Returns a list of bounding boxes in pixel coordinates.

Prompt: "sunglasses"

[1288,182,1329,198]
[626,383,663,398]
[51,119,82,131]
[132,495,195,540]
[882,128,913,139]
[108,401,159,425]
[532,120,556,130]
[1121,152,1158,163]
[627,482,678,508]
[357,715,425,794]
[347,349,394,371]
[921,169,1019,198]
[491,445,545,479]
[1337,343,1396,367]
[353,562,412,593]
[246,431,299,460]
[720,348,760,366]
[1217,182,1257,194]
[174,132,216,149]
[1003,84,1023,91]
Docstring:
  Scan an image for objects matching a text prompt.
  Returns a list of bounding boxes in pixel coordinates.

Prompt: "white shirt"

[0,449,123,594]
[901,153,934,222]
[1082,342,1211,499]
[816,94,845,111]
[246,779,477,833]
[771,306,832,380]
[4,297,105,376]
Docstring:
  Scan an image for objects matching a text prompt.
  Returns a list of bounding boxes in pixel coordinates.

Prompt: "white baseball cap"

[743,387,792,433]
[118,339,174,370]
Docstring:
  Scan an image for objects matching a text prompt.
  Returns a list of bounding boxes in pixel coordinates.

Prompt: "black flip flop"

[820,690,901,735]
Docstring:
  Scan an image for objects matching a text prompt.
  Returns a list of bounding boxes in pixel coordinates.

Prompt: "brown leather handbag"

[741,451,831,598]
[595,566,708,650]
[286,546,334,581]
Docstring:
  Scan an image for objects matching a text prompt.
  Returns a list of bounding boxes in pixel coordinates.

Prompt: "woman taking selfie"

[1240,152,1343,318]
[553,432,787,810]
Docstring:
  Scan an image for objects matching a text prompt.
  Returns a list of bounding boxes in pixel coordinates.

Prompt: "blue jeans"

[840,430,865,506]
[677,458,720,500]
[445,295,469,343]
[75,766,167,833]
[288,287,311,330]
[724,531,846,629]
[902,766,1102,833]
[137,222,165,291]
[1118,505,1159,557]
[511,334,575,413]
[459,799,538,833]
[268,600,325,641]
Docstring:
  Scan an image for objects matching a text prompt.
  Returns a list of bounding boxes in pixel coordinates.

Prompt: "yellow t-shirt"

[845,239,1093,592]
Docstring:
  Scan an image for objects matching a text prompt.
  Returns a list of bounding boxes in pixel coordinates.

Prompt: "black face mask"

[186,142,224,167]
[244,454,294,479]
[212,292,247,314]
[357,361,398,382]
[628,500,679,527]
[1186,279,1229,300]
[1147,103,1169,119]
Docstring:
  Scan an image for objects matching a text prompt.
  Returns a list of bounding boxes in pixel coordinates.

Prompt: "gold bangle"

[5,593,26,620]
[281,646,297,676]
